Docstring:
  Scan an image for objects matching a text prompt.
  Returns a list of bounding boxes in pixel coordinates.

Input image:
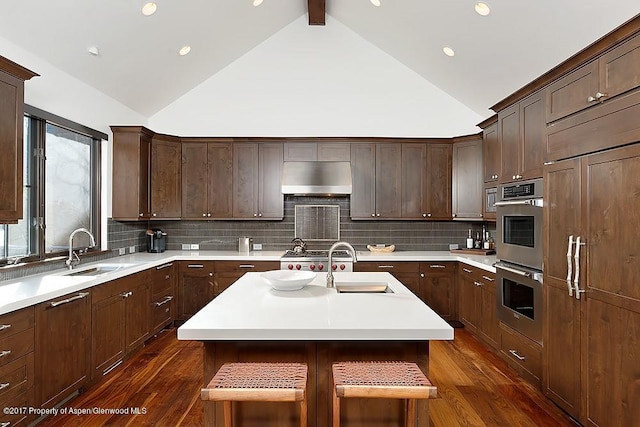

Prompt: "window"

[0,108,105,264]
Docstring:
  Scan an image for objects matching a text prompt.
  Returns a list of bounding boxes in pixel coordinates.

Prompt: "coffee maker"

[147,228,167,253]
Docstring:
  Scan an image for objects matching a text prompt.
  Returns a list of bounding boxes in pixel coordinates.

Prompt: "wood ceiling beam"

[307,0,326,25]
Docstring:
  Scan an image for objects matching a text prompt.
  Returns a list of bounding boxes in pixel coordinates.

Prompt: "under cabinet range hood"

[281,161,352,195]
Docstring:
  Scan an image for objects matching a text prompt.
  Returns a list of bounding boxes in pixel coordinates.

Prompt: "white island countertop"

[177,271,454,342]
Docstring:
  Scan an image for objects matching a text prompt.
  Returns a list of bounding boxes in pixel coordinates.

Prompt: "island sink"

[335,282,393,293]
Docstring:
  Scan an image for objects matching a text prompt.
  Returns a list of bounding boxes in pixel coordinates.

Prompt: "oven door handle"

[494,199,543,207]
[566,235,574,297]
[495,263,532,278]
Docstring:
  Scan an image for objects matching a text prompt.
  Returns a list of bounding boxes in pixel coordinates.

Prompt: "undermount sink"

[335,282,394,293]
[61,263,133,277]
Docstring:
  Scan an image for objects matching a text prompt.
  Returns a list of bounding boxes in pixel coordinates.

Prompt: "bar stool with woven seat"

[201,362,308,427]
[332,361,437,427]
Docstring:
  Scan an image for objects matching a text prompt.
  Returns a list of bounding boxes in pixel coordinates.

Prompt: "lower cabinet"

[177,261,215,322]
[213,261,280,296]
[149,262,176,335]
[420,262,456,321]
[91,271,150,380]
[499,322,542,388]
[458,265,498,349]
[35,290,91,408]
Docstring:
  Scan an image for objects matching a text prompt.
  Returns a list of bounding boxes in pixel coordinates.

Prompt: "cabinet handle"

[430,264,446,269]
[155,296,174,307]
[253,213,258,217]
[420,273,425,278]
[566,235,574,297]
[121,291,133,298]
[463,268,472,274]
[239,264,255,269]
[0,350,11,358]
[509,349,526,361]
[187,264,204,268]
[0,382,9,390]
[377,265,394,269]
[376,213,381,217]
[574,236,586,300]
[0,422,10,427]
[139,213,144,217]
[152,213,157,217]
[50,292,89,308]
[207,213,212,217]
[595,92,607,100]
[156,262,174,270]
[587,95,597,103]
[371,213,376,217]
[258,213,263,217]
[202,213,207,217]
[452,214,456,218]
[474,281,483,287]
[0,324,11,331]
[209,272,213,277]
[481,275,494,282]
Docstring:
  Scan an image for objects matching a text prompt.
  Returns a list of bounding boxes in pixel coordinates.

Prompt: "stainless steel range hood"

[281,161,352,195]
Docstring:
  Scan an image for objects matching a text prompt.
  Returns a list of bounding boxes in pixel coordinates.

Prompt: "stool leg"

[406,399,416,427]
[223,401,233,427]
[300,396,308,427]
[332,386,340,427]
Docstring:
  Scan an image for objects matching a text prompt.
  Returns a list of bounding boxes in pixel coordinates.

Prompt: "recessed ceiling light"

[474,2,490,16]
[443,47,455,57]
[178,45,191,56]
[370,0,381,6]
[142,2,157,16]
[253,0,263,6]
[87,46,100,56]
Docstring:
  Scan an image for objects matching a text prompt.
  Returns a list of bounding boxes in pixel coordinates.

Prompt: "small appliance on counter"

[238,236,253,253]
[147,228,167,253]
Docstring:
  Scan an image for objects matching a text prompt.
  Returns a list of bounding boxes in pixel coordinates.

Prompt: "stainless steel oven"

[496,261,543,344]
[495,178,543,271]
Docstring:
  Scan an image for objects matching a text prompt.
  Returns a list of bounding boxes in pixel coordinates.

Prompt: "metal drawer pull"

[239,264,255,269]
[377,265,394,269]
[574,236,586,300]
[187,264,204,268]
[103,359,123,376]
[0,350,11,358]
[463,268,472,273]
[566,235,574,297]
[474,281,483,287]
[0,324,11,331]
[0,382,9,390]
[481,275,494,282]
[1,421,10,427]
[155,296,174,307]
[50,292,89,308]
[509,349,526,361]
[121,291,133,298]
[156,262,174,270]
[429,265,446,269]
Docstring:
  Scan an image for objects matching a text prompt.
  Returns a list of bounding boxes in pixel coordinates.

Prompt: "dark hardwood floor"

[41,327,577,426]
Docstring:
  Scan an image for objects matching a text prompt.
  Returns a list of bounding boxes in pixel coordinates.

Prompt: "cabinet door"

[542,158,582,418]
[36,290,91,408]
[0,70,25,222]
[458,267,479,333]
[318,143,350,161]
[233,144,259,218]
[181,143,209,219]
[478,278,499,349]
[401,144,427,219]
[124,281,150,353]
[150,135,181,218]
[375,144,402,218]
[91,294,125,379]
[598,33,640,103]
[498,103,520,183]
[452,139,483,220]
[483,122,500,183]
[425,144,452,220]
[177,262,215,321]
[545,60,599,123]
[350,144,376,219]
[421,263,455,321]
[284,143,317,161]
[520,92,544,180]
[258,143,284,219]
[209,143,233,218]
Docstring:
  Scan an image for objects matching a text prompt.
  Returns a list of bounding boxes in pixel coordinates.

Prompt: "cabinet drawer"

[355,262,420,273]
[421,262,456,274]
[0,328,34,367]
[0,388,32,426]
[0,352,33,405]
[93,271,148,302]
[151,296,173,332]
[458,264,495,283]
[500,323,542,383]
[150,262,175,296]
[212,260,279,273]
[0,307,34,341]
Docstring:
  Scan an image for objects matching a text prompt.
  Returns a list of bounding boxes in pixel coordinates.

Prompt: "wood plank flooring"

[40,327,577,426]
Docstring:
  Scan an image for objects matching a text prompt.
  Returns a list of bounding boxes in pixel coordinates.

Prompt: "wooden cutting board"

[450,248,496,255]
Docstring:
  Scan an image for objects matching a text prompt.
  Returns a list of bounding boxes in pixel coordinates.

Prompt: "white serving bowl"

[261,270,316,291]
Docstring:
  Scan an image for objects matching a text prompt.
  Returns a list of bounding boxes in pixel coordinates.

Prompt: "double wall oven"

[494,178,543,344]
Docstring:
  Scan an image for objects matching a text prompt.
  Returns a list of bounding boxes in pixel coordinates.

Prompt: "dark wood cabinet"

[150,134,181,219]
[452,137,483,220]
[497,91,544,184]
[35,290,91,408]
[176,261,215,322]
[149,262,176,335]
[420,262,456,321]
[350,143,376,219]
[482,120,500,183]
[182,142,232,219]
[424,144,452,220]
[233,143,283,219]
[283,142,351,161]
[0,57,37,223]
[213,261,280,297]
[458,265,498,349]
[543,143,640,425]
[375,144,402,218]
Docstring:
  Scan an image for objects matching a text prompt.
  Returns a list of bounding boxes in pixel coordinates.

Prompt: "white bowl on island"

[261,270,317,291]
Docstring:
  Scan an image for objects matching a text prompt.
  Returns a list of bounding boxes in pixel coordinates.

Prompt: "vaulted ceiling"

[0,1,637,118]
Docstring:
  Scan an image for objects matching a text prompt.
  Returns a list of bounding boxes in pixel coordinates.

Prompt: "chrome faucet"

[66,228,96,270]
[326,241,357,288]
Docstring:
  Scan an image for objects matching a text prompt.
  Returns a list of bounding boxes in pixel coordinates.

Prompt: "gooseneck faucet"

[326,241,357,288]
[66,228,96,270]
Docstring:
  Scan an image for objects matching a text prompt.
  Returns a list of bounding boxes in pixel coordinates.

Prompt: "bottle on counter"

[483,231,490,250]
[474,232,482,249]
[488,233,495,250]
[466,229,474,249]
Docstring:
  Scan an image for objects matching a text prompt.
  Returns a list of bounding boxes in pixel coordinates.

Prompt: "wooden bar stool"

[332,361,437,427]
[201,362,308,427]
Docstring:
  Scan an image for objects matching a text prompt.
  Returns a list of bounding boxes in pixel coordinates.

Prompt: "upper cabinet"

[0,56,37,223]
[452,137,483,221]
[497,90,544,183]
[284,142,351,161]
[111,127,181,220]
[482,119,500,183]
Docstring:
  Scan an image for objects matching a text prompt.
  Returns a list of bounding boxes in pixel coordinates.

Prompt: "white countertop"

[177,271,454,341]
[0,250,495,316]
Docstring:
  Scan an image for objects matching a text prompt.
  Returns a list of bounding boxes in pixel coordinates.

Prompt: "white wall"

[149,16,484,138]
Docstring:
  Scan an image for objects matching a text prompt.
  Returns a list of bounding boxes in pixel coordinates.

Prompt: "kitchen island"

[178,271,454,427]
